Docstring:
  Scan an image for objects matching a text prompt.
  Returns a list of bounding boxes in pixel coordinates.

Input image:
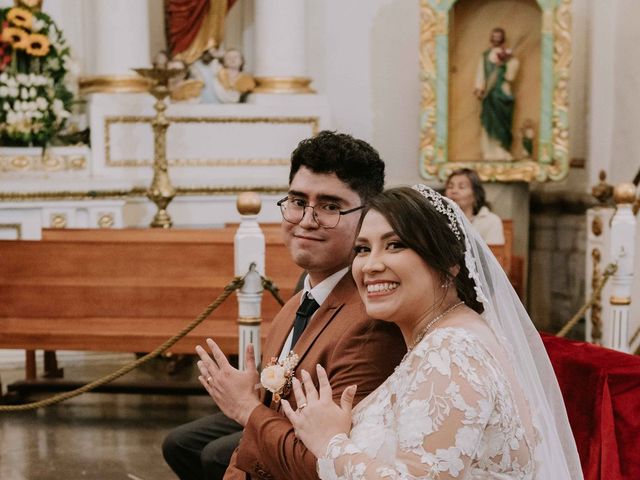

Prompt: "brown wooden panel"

[0,227,301,357]
[0,317,272,354]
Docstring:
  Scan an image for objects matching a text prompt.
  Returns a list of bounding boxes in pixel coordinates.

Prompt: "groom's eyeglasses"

[277,196,364,229]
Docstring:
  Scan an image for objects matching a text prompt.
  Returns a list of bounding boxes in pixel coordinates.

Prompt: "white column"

[234,193,265,369]
[253,0,313,93]
[607,183,637,352]
[79,0,151,93]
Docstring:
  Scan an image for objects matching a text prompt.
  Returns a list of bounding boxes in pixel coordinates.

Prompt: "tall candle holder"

[133,66,186,228]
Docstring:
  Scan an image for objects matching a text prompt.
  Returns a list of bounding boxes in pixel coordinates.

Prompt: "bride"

[281,185,583,479]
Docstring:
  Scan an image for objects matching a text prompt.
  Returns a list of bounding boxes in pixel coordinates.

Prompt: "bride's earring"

[441,279,451,289]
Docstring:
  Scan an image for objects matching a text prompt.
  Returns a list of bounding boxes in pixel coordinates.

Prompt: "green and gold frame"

[419,0,571,182]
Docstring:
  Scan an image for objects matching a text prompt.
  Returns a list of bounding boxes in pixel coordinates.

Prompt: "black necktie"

[290,293,320,348]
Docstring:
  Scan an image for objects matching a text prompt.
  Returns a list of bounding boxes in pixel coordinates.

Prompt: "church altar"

[0,0,329,238]
[0,93,330,236]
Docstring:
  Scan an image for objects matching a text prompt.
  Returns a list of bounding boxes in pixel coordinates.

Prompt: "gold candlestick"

[133,66,186,228]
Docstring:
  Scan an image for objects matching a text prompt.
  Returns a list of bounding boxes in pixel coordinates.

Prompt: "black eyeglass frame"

[276,196,365,229]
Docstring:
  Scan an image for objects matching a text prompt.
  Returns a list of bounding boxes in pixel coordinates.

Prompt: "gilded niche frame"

[419,0,571,182]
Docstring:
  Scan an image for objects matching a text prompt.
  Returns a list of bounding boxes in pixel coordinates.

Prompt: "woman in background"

[445,167,505,245]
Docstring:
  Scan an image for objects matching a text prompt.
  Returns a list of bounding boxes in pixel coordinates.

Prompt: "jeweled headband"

[412,184,462,241]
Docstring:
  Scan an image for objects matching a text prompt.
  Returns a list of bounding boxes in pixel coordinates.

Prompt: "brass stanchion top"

[237,192,262,215]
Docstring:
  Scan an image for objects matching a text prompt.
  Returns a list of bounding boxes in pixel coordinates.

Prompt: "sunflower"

[1,27,29,50]
[26,33,49,56]
[7,7,33,30]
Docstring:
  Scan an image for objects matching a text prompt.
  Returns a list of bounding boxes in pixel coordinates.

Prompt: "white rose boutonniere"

[260,351,299,402]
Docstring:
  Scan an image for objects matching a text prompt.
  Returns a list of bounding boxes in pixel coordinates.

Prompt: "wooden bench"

[0,227,302,384]
[488,220,524,298]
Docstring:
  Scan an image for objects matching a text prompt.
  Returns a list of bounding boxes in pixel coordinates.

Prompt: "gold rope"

[556,263,617,338]
[262,276,285,307]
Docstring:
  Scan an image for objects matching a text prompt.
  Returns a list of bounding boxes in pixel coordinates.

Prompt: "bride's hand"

[282,364,357,458]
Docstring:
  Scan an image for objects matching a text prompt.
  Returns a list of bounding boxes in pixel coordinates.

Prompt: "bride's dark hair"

[362,186,483,314]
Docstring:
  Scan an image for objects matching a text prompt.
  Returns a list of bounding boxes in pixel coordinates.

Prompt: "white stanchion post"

[234,193,265,369]
[608,183,637,352]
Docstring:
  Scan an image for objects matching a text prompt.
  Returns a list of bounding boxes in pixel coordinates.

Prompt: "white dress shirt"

[277,267,349,361]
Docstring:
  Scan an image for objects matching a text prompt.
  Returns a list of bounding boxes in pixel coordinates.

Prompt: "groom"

[174,130,406,480]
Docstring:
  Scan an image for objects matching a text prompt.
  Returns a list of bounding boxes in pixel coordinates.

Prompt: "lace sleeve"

[317,331,501,480]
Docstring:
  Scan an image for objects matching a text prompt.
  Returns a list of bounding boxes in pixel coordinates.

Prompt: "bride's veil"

[413,184,583,479]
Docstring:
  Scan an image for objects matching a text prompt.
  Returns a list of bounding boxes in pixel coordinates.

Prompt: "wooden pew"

[488,220,524,298]
[0,227,302,383]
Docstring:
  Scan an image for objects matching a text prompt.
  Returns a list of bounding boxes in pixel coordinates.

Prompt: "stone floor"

[0,353,213,480]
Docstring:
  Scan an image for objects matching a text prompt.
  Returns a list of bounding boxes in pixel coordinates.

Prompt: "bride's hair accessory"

[412,184,487,304]
[260,351,299,403]
[412,184,462,241]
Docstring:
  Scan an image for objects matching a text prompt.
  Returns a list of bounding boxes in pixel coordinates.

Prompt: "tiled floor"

[0,354,213,480]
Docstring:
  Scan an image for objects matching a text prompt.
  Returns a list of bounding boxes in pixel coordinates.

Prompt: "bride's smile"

[352,210,446,337]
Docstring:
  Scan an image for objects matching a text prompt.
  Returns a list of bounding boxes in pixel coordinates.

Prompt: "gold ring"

[206,376,213,383]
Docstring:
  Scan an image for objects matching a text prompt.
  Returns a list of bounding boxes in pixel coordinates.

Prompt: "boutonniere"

[260,351,299,403]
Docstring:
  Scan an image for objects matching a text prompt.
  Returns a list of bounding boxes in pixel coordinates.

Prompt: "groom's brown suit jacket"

[224,273,406,480]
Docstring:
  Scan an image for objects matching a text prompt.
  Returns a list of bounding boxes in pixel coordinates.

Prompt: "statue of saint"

[474,27,519,161]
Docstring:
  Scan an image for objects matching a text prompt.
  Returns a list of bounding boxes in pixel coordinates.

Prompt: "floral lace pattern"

[317,328,535,479]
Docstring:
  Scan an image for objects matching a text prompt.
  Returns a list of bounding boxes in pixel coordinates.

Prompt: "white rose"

[260,364,286,392]
[32,18,46,33]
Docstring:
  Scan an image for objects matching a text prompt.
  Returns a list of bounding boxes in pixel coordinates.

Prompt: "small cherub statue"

[189,47,256,104]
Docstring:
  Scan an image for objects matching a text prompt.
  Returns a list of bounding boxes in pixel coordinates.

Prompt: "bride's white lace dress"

[317,327,537,479]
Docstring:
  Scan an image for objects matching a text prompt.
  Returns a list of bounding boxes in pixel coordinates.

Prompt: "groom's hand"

[196,339,261,426]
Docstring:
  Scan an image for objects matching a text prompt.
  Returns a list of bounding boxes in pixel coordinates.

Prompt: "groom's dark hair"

[289,130,385,201]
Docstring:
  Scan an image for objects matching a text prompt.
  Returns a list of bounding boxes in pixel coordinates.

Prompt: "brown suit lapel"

[288,273,356,365]
[258,273,357,407]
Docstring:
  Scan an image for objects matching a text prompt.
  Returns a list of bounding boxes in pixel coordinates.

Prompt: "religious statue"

[520,119,535,159]
[474,27,519,161]
[188,47,255,103]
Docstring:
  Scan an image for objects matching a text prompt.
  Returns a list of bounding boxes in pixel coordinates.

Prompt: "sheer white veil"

[412,184,583,480]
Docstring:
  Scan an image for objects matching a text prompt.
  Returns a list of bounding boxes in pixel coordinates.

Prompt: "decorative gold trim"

[104,116,320,167]
[419,0,572,183]
[0,151,87,172]
[79,75,152,95]
[548,0,572,182]
[237,317,262,326]
[50,213,67,229]
[610,295,632,306]
[97,213,115,229]
[0,186,289,202]
[0,223,22,239]
[253,77,315,94]
[591,216,603,236]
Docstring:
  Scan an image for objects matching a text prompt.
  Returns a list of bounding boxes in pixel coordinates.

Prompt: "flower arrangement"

[260,351,299,403]
[0,5,73,146]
